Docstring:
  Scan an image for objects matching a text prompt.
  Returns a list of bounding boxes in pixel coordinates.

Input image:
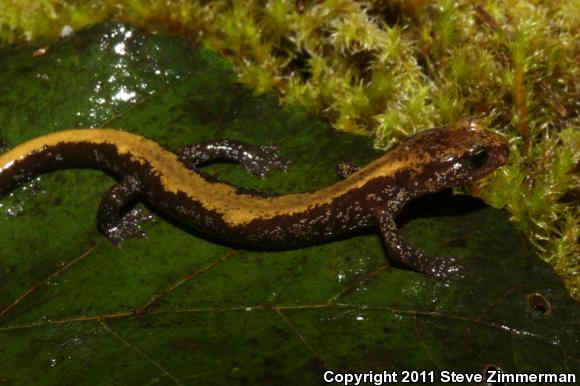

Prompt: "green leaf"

[0,23,578,385]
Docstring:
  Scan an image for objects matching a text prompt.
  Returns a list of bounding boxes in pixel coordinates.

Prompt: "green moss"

[0,0,578,298]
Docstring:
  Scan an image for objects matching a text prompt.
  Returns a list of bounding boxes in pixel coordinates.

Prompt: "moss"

[0,0,578,298]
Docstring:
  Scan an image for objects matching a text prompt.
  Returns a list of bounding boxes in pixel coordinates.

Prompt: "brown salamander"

[0,119,509,280]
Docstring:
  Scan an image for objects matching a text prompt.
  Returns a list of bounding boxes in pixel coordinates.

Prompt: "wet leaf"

[0,23,578,385]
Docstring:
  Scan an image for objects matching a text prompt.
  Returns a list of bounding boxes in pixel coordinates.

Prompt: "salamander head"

[391,118,509,194]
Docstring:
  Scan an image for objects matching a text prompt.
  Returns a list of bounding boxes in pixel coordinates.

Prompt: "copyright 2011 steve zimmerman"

[323,370,577,385]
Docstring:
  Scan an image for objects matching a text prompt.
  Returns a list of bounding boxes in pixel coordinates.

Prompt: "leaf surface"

[0,23,577,385]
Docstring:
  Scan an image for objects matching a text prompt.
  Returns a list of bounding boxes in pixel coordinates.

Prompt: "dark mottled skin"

[0,119,509,280]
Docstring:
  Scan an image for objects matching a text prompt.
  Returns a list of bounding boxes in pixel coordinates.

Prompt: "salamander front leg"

[178,140,291,178]
[97,175,154,245]
[375,210,465,281]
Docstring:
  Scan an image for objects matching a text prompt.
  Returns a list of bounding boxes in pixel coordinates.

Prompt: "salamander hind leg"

[374,210,465,281]
[97,175,154,245]
[178,139,291,178]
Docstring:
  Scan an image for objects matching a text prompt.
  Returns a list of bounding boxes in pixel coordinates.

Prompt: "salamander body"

[0,119,509,280]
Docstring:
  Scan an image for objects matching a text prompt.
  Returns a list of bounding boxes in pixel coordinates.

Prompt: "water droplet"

[59,25,74,38]
[112,87,136,102]
[355,314,366,321]
[114,42,126,55]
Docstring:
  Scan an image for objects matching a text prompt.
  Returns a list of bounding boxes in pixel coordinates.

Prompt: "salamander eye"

[469,146,489,169]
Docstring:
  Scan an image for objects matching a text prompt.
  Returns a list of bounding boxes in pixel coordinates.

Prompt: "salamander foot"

[376,212,466,282]
[336,160,360,179]
[241,145,291,178]
[101,207,155,246]
[423,255,466,282]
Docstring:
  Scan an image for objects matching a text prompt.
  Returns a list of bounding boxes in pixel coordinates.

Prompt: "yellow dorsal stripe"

[0,129,402,226]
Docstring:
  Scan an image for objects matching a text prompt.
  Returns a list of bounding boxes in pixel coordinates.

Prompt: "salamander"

[0,118,509,280]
